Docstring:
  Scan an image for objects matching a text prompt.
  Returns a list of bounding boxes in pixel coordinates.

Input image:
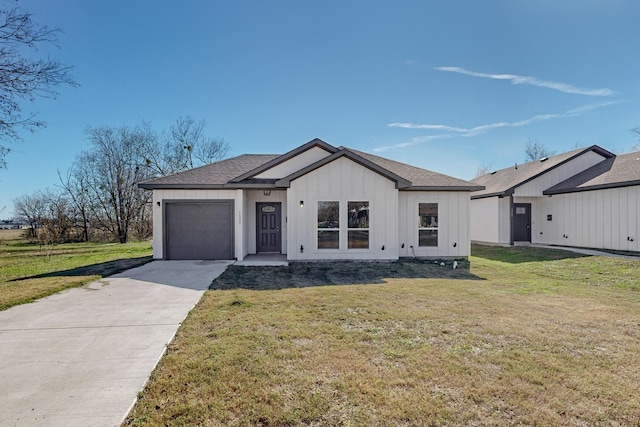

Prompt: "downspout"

[509,194,514,246]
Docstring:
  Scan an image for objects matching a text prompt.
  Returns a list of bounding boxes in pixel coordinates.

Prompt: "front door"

[513,203,532,242]
[256,202,281,253]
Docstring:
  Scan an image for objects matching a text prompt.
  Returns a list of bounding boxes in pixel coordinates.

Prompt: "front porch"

[235,253,288,266]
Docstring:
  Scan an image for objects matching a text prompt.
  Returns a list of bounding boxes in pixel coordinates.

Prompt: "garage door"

[164,201,234,260]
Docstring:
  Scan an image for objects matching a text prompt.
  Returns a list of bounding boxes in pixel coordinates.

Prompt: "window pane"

[318,230,339,249]
[348,201,369,228]
[419,230,438,247]
[348,230,369,249]
[318,201,339,228]
[419,203,438,228]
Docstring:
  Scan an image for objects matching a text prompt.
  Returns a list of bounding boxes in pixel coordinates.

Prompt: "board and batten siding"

[151,189,244,260]
[399,191,471,257]
[255,146,330,179]
[286,157,398,260]
[470,196,511,244]
[514,151,606,197]
[534,186,640,251]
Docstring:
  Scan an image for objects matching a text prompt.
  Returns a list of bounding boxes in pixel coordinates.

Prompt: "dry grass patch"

[126,248,640,426]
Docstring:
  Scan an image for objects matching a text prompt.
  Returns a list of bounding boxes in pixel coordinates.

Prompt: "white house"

[139,139,483,261]
[471,145,640,252]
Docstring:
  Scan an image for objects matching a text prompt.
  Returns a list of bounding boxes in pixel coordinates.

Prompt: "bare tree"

[474,163,493,178]
[142,116,229,176]
[58,165,92,242]
[630,127,640,152]
[524,139,555,162]
[78,125,155,243]
[169,116,229,167]
[39,188,73,243]
[13,191,47,238]
[54,118,228,243]
[0,5,78,168]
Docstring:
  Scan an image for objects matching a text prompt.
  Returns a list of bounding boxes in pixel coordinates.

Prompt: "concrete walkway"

[528,244,640,260]
[0,260,232,427]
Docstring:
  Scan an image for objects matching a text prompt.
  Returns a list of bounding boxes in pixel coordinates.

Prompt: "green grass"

[125,245,640,426]
[0,230,152,310]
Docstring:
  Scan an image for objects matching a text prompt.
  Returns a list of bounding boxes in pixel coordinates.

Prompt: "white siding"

[514,151,606,197]
[471,197,499,243]
[244,190,288,254]
[286,157,398,260]
[534,186,640,251]
[151,189,244,260]
[255,147,331,179]
[470,196,511,244]
[399,191,471,258]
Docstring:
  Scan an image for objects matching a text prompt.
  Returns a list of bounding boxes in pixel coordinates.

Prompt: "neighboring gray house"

[471,146,640,252]
[139,138,482,261]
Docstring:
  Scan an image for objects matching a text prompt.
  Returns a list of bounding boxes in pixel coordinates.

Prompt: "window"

[348,201,369,249]
[418,203,438,247]
[317,201,339,249]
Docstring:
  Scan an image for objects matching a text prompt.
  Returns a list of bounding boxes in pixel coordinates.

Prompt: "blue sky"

[1,0,639,217]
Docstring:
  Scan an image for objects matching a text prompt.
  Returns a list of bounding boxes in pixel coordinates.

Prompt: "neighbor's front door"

[256,202,281,253]
[513,203,532,242]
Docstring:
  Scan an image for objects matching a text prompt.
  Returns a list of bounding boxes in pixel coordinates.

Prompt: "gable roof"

[544,151,640,194]
[139,138,483,191]
[275,148,412,189]
[229,138,337,183]
[471,145,615,199]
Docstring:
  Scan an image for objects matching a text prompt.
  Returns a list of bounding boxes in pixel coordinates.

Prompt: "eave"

[544,179,640,195]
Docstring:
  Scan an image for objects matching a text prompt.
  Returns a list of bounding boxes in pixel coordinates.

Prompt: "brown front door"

[256,202,281,253]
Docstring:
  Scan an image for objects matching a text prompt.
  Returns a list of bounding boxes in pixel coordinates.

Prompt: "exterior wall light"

[300,200,304,207]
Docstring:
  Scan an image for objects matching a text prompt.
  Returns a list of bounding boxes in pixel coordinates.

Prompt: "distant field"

[125,245,640,426]
[0,229,23,241]
[0,230,152,310]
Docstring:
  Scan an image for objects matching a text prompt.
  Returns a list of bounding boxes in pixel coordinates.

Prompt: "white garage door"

[164,201,234,260]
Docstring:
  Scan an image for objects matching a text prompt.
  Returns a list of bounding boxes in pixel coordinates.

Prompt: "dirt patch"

[211,258,478,290]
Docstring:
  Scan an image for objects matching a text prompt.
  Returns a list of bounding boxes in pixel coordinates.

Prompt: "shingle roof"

[545,151,640,194]
[348,148,483,189]
[139,154,279,188]
[139,139,482,191]
[471,145,615,198]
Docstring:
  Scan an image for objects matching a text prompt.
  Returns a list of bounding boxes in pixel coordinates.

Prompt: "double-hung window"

[317,201,339,249]
[418,203,438,247]
[347,201,369,249]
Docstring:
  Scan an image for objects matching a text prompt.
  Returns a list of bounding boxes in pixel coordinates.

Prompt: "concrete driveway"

[0,260,232,427]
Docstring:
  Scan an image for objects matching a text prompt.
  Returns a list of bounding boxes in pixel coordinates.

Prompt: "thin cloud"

[388,123,468,132]
[435,66,615,97]
[376,101,619,152]
[374,134,458,152]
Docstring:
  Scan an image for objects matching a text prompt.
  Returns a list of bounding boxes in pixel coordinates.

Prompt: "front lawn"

[125,246,640,426]
[0,230,152,310]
